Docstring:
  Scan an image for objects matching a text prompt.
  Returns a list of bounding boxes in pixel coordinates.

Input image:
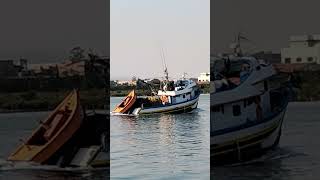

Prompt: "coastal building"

[281,35,320,64]
[115,80,136,86]
[0,60,23,78]
[198,72,210,83]
[58,59,86,77]
[252,51,281,64]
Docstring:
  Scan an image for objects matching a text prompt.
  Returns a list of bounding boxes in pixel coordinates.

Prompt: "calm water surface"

[212,102,320,180]
[111,94,210,180]
[0,111,108,180]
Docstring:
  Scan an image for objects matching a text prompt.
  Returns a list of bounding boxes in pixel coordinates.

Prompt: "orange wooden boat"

[113,90,137,113]
[7,90,84,163]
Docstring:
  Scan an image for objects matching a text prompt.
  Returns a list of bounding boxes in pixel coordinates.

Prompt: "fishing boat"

[8,90,84,164]
[113,90,137,113]
[211,36,291,165]
[113,79,200,115]
[112,55,200,115]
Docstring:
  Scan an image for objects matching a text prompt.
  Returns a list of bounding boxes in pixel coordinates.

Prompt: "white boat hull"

[211,109,286,165]
[138,96,199,114]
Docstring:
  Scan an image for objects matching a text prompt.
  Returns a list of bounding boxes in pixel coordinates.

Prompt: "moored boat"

[8,90,84,164]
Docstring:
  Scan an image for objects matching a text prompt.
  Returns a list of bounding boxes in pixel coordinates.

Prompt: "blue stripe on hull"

[211,101,288,136]
[211,114,284,166]
[140,101,198,114]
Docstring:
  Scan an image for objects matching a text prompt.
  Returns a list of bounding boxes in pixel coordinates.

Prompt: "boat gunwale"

[140,93,200,110]
[8,89,81,162]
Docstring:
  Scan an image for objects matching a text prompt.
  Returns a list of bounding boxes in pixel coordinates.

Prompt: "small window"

[264,81,268,91]
[211,106,220,112]
[285,58,291,64]
[211,105,224,114]
[233,105,241,116]
[183,94,185,98]
[247,97,254,105]
[308,57,313,62]
[296,57,302,62]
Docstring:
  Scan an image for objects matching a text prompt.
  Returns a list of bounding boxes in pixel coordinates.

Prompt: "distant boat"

[8,90,84,164]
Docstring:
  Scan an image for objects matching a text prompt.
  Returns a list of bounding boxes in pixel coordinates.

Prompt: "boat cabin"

[212,57,252,92]
[155,79,199,105]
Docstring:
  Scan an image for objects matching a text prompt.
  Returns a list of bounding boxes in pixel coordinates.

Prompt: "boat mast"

[161,48,169,82]
[160,48,169,91]
[233,32,243,56]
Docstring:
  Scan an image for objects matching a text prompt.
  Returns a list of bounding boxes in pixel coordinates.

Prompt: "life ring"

[161,96,168,103]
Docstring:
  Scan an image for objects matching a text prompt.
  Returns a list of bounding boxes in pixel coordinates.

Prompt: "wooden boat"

[113,90,137,113]
[7,90,84,164]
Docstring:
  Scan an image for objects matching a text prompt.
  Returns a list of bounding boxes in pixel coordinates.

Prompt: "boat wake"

[110,112,137,117]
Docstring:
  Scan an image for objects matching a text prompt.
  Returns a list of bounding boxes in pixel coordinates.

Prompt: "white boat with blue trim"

[113,78,200,115]
[211,53,290,165]
[112,64,200,115]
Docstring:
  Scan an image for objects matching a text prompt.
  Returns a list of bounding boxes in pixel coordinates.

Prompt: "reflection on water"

[111,95,210,180]
[158,115,175,145]
[212,102,320,180]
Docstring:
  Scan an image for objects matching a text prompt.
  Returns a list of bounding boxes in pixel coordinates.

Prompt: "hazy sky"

[111,0,210,80]
[212,0,320,54]
[0,0,108,63]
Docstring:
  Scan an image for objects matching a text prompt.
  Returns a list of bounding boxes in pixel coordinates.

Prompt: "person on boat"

[240,63,250,83]
[214,74,229,92]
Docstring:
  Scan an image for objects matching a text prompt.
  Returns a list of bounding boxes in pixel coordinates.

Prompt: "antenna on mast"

[160,48,169,81]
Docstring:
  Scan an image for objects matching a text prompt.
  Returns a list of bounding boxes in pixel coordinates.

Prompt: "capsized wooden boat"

[113,90,137,113]
[7,89,84,164]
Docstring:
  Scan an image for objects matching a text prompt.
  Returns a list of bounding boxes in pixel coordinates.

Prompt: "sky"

[0,0,109,64]
[110,0,210,80]
[212,0,320,54]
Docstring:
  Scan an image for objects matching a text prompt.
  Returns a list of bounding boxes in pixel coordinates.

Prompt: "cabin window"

[264,81,268,91]
[211,105,224,114]
[285,58,291,64]
[244,97,254,107]
[233,105,241,116]
[248,97,254,105]
[296,57,302,62]
[308,57,313,62]
[212,106,220,112]
[183,94,185,98]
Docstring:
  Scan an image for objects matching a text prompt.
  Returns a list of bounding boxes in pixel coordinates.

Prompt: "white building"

[198,72,210,83]
[281,35,320,64]
[115,80,136,86]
